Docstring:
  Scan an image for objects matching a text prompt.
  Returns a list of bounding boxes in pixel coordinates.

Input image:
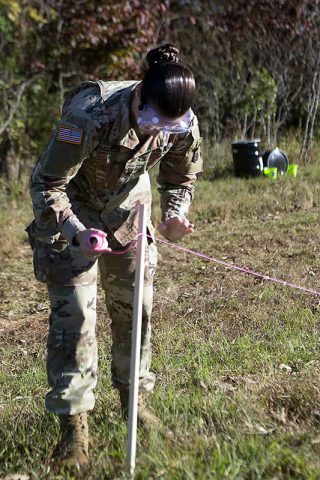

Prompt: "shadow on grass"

[202,164,235,180]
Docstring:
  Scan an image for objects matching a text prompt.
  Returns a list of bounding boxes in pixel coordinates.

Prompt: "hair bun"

[146,44,181,67]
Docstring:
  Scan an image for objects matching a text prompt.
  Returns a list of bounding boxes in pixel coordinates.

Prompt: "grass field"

[0,146,319,479]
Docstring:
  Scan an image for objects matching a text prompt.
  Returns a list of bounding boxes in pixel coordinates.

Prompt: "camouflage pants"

[37,234,157,415]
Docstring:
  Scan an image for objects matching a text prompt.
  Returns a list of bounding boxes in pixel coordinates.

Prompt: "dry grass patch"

[262,365,320,426]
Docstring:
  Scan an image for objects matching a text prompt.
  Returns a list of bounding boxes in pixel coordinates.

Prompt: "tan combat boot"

[119,391,161,429]
[52,412,89,473]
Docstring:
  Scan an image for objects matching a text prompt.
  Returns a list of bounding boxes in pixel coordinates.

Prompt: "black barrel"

[262,148,289,175]
[231,139,263,177]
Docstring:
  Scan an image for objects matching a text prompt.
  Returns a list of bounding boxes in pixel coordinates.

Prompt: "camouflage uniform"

[26,80,202,415]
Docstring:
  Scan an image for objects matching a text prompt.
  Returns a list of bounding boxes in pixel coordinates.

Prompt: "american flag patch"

[56,125,83,144]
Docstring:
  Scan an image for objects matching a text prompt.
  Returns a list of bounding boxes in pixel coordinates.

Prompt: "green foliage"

[0,0,21,23]
[168,0,320,141]
[242,68,277,116]
[1,0,320,182]
[0,0,166,180]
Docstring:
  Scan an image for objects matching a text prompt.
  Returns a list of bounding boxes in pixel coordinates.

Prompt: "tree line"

[0,0,319,182]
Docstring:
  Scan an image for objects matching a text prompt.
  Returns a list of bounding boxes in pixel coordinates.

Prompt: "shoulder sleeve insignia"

[56,125,83,144]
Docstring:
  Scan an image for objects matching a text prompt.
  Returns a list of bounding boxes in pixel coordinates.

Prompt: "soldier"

[26,43,202,472]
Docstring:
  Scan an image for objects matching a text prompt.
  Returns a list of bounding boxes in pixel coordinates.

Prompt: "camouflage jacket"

[29,80,203,245]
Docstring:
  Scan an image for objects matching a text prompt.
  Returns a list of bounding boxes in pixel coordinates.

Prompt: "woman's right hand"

[74,229,112,256]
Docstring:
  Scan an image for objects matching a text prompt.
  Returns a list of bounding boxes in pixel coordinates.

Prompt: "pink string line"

[107,241,135,255]
[132,232,320,297]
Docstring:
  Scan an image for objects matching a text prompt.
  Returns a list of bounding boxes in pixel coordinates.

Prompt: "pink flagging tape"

[107,241,136,255]
[136,233,320,297]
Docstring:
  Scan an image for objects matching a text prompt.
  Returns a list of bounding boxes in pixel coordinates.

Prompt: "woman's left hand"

[157,216,194,241]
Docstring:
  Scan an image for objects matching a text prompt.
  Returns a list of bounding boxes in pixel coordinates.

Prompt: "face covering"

[137,104,192,134]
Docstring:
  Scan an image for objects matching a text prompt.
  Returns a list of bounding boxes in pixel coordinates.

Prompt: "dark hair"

[140,44,195,119]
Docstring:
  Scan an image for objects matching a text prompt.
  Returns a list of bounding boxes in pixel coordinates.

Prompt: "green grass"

[0,148,319,479]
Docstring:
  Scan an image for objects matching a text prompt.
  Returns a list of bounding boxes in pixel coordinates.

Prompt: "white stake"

[127,203,147,478]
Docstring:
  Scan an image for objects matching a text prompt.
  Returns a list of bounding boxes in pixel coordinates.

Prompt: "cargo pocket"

[68,244,98,285]
[33,237,70,284]
[32,239,97,286]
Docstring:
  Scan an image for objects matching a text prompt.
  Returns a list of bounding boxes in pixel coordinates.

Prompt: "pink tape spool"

[84,230,108,252]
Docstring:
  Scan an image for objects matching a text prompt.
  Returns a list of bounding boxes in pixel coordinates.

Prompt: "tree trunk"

[299,54,320,163]
[0,130,20,181]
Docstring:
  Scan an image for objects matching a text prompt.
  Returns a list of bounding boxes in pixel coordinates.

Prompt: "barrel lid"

[231,139,260,147]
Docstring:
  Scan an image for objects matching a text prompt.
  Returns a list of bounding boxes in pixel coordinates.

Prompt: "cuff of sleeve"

[162,212,184,222]
[162,199,192,222]
[60,217,86,243]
